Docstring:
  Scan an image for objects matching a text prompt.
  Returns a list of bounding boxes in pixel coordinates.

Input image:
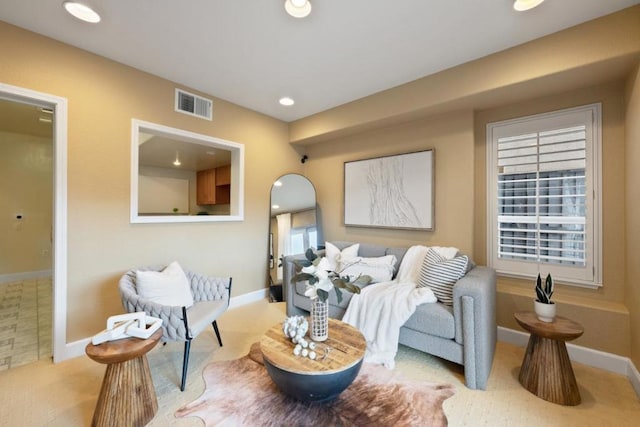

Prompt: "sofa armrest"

[452,265,497,389]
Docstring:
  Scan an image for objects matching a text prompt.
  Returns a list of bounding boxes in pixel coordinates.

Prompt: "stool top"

[514,311,584,341]
[86,329,162,364]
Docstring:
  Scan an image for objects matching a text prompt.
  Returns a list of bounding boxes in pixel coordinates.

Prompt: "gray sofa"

[283,241,497,390]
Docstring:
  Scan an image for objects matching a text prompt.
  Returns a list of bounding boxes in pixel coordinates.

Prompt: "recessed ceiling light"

[279,97,295,106]
[513,0,544,11]
[272,204,280,209]
[63,2,101,23]
[284,0,312,18]
[274,180,283,187]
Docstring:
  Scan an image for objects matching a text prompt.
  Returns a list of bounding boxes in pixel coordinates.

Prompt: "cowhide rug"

[175,343,455,426]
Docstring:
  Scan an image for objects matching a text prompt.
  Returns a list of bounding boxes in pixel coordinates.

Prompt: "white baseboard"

[499,326,640,398]
[0,270,52,284]
[61,288,271,361]
[629,357,640,398]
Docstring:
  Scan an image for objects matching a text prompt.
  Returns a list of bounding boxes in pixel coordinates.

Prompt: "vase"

[534,300,556,323]
[310,299,329,341]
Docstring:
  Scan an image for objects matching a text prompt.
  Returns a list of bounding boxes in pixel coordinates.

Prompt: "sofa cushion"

[325,242,359,271]
[403,302,455,339]
[330,241,407,278]
[340,255,397,283]
[418,249,469,306]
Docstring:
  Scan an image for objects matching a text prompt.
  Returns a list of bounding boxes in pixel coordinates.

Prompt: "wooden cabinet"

[196,165,231,205]
[215,165,231,186]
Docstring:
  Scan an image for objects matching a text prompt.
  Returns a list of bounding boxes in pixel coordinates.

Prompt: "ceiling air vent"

[175,89,213,120]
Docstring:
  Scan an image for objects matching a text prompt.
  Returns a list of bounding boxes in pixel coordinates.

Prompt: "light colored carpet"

[176,343,454,426]
[0,299,638,426]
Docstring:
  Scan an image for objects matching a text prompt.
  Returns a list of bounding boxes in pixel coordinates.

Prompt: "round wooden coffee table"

[514,311,584,406]
[85,329,162,427]
[260,318,366,403]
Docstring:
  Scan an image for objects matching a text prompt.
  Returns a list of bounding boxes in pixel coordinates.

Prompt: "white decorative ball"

[293,344,302,356]
[308,342,316,350]
[308,351,317,360]
[301,349,309,357]
[282,316,309,343]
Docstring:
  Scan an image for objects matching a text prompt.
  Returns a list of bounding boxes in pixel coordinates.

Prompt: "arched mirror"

[268,174,318,302]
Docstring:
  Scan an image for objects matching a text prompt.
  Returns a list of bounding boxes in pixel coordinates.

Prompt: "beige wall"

[289,7,640,358]
[625,64,640,368]
[0,131,53,275]
[0,21,300,341]
[305,111,475,254]
[474,81,630,356]
[290,6,640,145]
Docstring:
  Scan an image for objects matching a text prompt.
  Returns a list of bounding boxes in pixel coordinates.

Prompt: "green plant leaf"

[305,248,318,262]
[291,273,314,284]
[353,275,372,286]
[334,287,343,304]
[317,288,329,303]
[545,273,554,299]
[293,259,312,268]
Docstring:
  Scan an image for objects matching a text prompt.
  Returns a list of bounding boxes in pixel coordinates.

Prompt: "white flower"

[317,277,333,292]
[301,265,316,275]
[315,269,329,281]
[304,284,319,299]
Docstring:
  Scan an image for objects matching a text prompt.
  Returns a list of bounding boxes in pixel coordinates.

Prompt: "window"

[290,225,318,255]
[486,104,601,287]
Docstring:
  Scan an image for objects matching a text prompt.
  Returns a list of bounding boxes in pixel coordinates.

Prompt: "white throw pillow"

[324,242,360,271]
[340,255,397,284]
[136,261,194,308]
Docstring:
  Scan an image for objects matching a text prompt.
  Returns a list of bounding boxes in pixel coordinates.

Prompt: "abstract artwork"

[344,150,434,230]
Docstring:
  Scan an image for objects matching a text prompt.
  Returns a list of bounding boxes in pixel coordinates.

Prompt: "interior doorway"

[0,83,68,364]
[0,98,53,369]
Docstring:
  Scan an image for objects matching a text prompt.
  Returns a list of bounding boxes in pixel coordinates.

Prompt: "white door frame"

[0,83,68,363]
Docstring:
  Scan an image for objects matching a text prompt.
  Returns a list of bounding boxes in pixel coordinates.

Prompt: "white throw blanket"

[342,245,458,368]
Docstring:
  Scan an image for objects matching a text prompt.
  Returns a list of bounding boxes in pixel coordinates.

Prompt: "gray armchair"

[119,266,232,391]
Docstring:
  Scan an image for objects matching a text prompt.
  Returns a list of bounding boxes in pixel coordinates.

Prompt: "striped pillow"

[418,249,469,306]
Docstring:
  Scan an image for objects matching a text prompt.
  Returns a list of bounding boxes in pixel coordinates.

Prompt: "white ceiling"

[0,1,638,122]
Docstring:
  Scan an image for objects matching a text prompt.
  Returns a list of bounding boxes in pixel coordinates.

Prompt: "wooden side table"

[85,329,162,427]
[514,311,584,406]
[260,318,366,402]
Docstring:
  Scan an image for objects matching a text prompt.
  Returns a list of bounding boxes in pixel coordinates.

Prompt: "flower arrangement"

[292,248,371,303]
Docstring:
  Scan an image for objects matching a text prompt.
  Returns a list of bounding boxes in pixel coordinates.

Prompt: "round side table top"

[86,329,163,364]
[261,318,365,375]
[514,311,584,341]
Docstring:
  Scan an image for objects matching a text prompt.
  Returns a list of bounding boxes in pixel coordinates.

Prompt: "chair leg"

[212,321,223,347]
[181,340,191,392]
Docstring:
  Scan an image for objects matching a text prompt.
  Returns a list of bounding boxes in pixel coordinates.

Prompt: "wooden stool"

[514,311,584,405]
[85,329,162,427]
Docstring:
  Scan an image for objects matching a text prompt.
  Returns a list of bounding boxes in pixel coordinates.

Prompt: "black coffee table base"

[263,358,363,403]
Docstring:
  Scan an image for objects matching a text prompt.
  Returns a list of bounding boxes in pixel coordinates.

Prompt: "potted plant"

[534,273,555,322]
